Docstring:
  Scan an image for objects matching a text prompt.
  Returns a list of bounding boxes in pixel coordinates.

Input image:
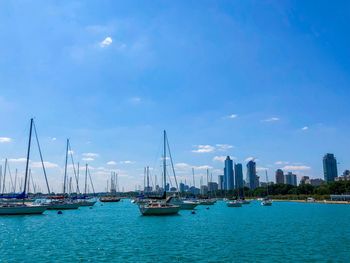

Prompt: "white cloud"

[82,153,99,158]
[100,36,112,47]
[192,145,215,153]
[262,117,280,122]
[216,144,233,151]
[301,126,309,131]
[7,157,27,163]
[192,144,233,153]
[275,161,289,165]
[175,163,212,170]
[107,161,117,165]
[51,137,57,141]
[31,161,59,168]
[282,165,311,171]
[120,160,135,164]
[0,137,12,143]
[196,165,213,170]
[213,156,227,162]
[82,157,94,161]
[224,114,238,119]
[175,163,190,169]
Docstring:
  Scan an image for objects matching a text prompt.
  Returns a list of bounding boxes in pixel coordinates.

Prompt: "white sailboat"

[46,139,80,210]
[77,164,97,207]
[261,171,272,206]
[0,119,47,215]
[138,131,180,216]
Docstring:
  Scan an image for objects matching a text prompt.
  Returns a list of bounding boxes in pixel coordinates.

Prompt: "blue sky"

[1,0,350,192]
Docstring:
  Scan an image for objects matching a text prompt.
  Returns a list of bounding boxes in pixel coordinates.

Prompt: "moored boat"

[100,196,121,202]
[0,203,47,215]
[198,199,216,205]
[168,197,198,210]
[138,131,180,216]
[261,198,272,206]
[226,200,242,207]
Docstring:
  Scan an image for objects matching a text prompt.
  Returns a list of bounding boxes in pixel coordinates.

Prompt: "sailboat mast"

[84,163,88,195]
[163,130,166,196]
[63,139,69,195]
[23,118,33,199]
[2,158,7,194]
[265,170,269,196]
[192,168,195,188]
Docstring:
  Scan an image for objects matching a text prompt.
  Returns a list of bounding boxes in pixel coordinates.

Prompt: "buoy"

[89,207,92,209]
[57,211,63,214]
[191,210,196,214]
[206,207,210,210]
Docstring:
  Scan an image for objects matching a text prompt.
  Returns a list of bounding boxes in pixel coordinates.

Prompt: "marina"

[1,200,349,262]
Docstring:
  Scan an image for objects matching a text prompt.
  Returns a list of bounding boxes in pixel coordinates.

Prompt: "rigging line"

[7,162,14,193]
[2,158,7,194]
[165,133,179,191]
[33,120,51,194]
[87,166,96,195]
[68,140,81,194]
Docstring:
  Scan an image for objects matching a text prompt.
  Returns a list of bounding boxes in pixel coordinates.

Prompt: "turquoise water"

[0,200,349,262]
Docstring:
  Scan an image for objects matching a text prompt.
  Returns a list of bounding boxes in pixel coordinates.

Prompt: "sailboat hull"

[78,200,97,207]
[198,199,216,205]
[0,205,47,215]
[139,205,180,215]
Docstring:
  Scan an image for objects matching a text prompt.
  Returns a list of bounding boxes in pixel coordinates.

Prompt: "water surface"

[0,200,349,262]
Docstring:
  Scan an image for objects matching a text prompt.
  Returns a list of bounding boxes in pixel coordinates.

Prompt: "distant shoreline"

[272,199,350,205]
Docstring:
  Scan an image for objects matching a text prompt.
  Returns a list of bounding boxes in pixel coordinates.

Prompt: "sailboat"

[0,119,47,215]
[100,171,121,202]
[261,171,272,206]
[198,169,216,205]
[138,131,180,215]
[46,139,80,210]
[77,164,97,207]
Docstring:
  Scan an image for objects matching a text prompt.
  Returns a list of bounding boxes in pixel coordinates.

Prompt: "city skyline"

[1,1,350,191]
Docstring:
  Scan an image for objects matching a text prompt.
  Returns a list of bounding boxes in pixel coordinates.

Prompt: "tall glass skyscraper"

[224,156,234,190]
[275,169,284,184]
[234,163,243,189]
[246,160,258,190]
[323,153,338,182]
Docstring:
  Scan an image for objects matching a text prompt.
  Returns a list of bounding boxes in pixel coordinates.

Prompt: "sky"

[1,0,350,193]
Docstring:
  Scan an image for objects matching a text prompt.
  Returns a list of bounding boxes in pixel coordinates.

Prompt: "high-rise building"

[208,182,218,192]
[323,153,338,182]
[300,176,310,185]
[218,175,224,190]
[275,169,284,184]
[285,172,297,186]
[200,185,208,195]
[224,156,234,190]
[246,160,258,190]
[179,182,185,193]
[234,163,244,189]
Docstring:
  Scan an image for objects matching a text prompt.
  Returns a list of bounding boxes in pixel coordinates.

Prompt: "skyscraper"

[218,175,224,190]
[246,160,258,190]
[234,163,244,189]
[323,153,338,182]
[275,169,284,184]
[224,156,234,190]
[285,172,297,186]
